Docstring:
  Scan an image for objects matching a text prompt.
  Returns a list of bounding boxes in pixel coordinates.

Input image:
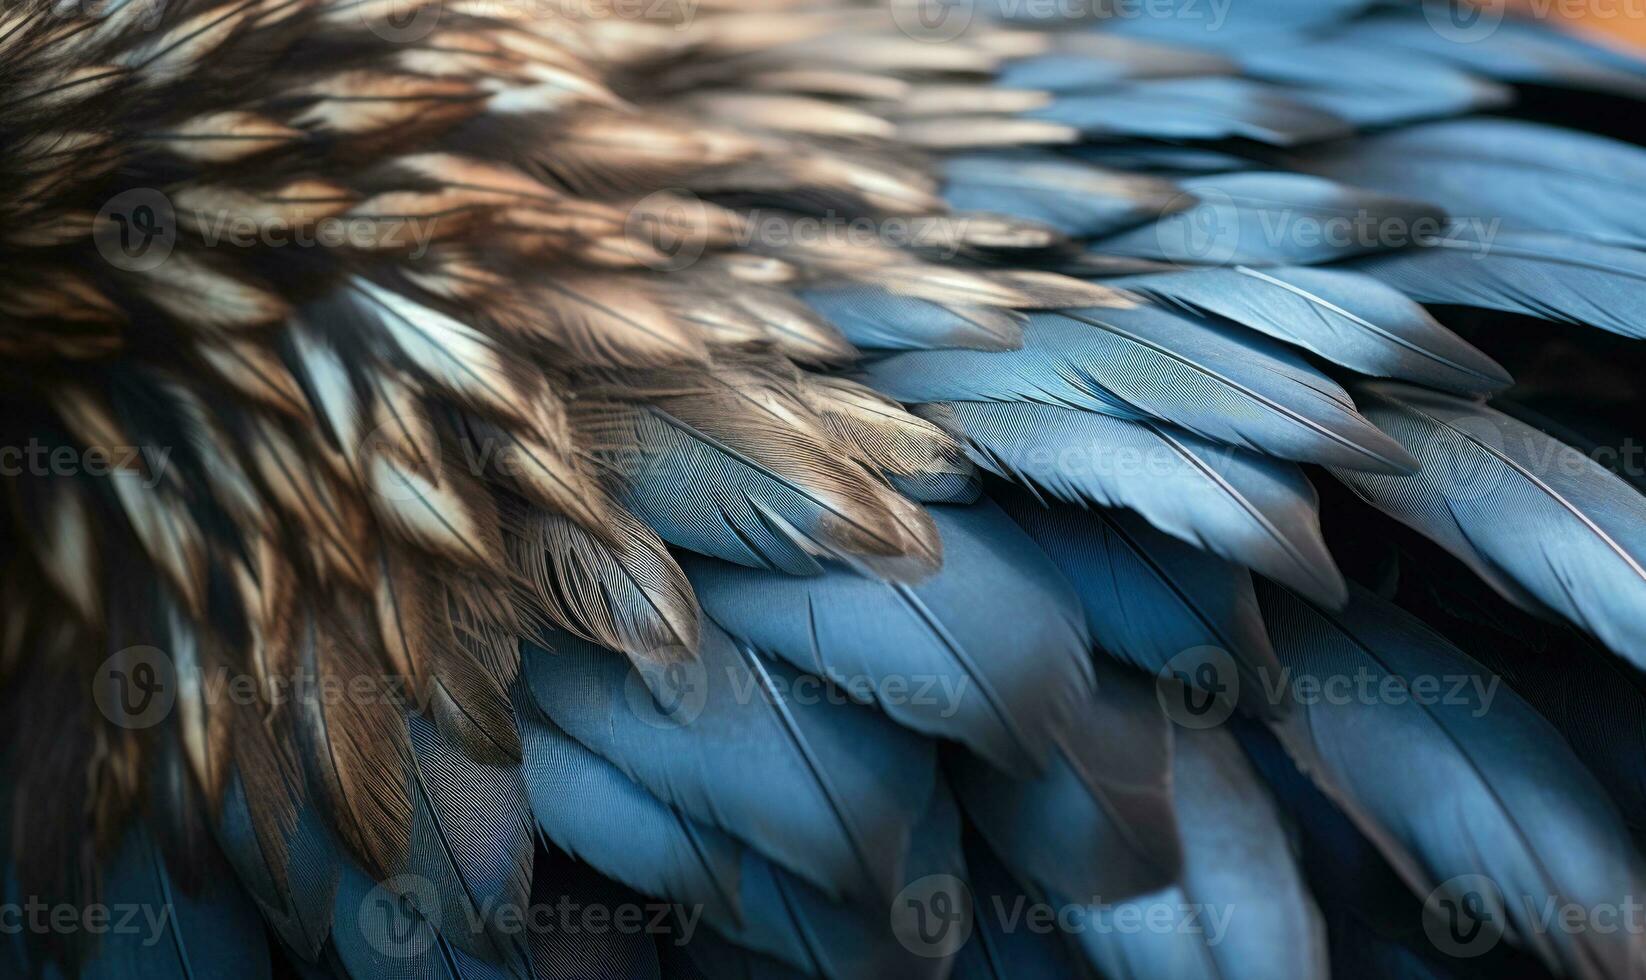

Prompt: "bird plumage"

[5,0,1646,977]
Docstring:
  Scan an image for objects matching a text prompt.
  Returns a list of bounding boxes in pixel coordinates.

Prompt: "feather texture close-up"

[5,0,1646,976]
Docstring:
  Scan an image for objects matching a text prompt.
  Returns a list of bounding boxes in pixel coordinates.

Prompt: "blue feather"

[525,849,664,980]
[1353,227,1646,340]
[521,626,935,904]
[517,705,743,929]
[679,501,1094,773]
[951,660,1182,902]
[521,700,957,980]
[933,401,1346,606]
[1334,382,1646,666]
[1028,79,1348,146]
[328,862,517,980]
[951,834,1089,980]
[1260,581,1646,979]
[598,402,937,579]
[402,715,533,974]
[1065,144,1255,175]
[1238,40,1509,127]
[1340,10,1646,98]
[80,826,271,980]
[941,153,1184,238]
[1066,726,1326,980]
[1097,172,1447,266]
[857,304,1417,473]
[995,37,1233,90]
[215,776,341,961]
[1113,266,1512,394]
[798,286,1024,352]
[1098,0,1372,45]
[1306,119,1646,248]
[999,489,1283,716]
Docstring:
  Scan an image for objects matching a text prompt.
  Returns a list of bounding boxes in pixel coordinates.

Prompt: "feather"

[402,715,533,973]
[524,850,665,980]
[294,611,413,881]
[517,705,744,928]
[799,286,1026,352]
[1340,11,1646,100]
[511,505,703,667]
[1334,382,1646,666]
[858,305,1417,473]
[1067,726,1327,980]
[1099,0,1372,42]
[1305,118,1646,248]
[1000,489,1283,717]
[951,833,1090,980]
[1097,172,1447,267]
[1352,228,1646,340]
[926,401,1346,606]
[79,825,271,980]
[721,780,964,979]
[1261,581,1646,980]
[328,861,516,980]
[680,500,1094,772]
[521,625,936,905]
[519,698,958,980]
[1115,266,1512,395]
[1237,40,1508,127]
[216,777,340,962]
[799,375,974,489]
[581,388,941,581]
[345,280,530,423]
[941,153,1185,239]
[1027,78,1350,146]
[996,36,1235,88]
[951,659,1181,903]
